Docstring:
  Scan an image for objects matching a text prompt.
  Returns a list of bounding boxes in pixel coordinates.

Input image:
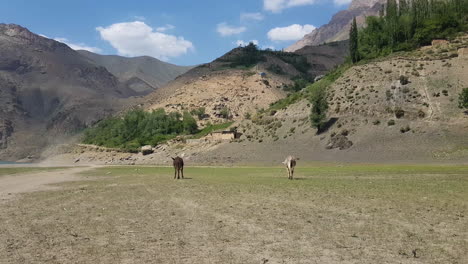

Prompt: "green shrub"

[400,75,409,85]
[220,107,230,119]
[387,119,396,126]
[395,108,405,119]
[190,107,206,120]
[459,88,468,109]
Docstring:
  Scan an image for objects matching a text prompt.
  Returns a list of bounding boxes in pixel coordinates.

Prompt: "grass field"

[0,165,467,263]
[0,167,65,177]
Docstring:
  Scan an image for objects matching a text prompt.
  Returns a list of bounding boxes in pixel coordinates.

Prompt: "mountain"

[143,42,348,123]
[0,23,138,160]
[286,0,384,52]
[78,50,193,95]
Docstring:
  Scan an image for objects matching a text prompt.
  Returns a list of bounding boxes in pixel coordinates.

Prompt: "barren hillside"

[0,24,136,160]
[51,35,468,166]
[143,42,348,124]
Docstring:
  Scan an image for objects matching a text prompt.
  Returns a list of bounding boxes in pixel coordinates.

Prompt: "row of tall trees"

[350,0,468,62]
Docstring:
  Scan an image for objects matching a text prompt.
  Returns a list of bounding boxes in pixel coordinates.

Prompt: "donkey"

[283,156,299,180]
[172,156,184,179]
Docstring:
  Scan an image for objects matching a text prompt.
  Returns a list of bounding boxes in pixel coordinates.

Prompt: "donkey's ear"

[171,157,175,160]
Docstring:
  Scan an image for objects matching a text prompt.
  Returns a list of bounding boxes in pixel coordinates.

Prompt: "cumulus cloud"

[156,24,175,32]
[240,12,265,21]
[264,0,318,13]
[235,39,259,47]
[53,37,102,53]
[96,21,193,61]
[217,23,247,36]
[267,24,316,41]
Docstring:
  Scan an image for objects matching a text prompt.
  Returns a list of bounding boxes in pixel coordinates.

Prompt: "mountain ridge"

[286,0,384,52]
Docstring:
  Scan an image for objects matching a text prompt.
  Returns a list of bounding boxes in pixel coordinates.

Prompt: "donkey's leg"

[181,167,184,179]
[174,168,177,179]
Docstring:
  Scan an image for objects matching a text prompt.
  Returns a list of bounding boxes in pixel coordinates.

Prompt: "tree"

[309,84,329,131]
[459,88,468,109]
[349,17,360,63]
[182,111,198,134]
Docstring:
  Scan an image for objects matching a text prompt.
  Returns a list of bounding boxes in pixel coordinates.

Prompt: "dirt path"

[0,166,96,200]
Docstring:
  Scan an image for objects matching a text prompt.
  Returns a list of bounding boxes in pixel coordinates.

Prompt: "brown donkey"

[172,156,184,179]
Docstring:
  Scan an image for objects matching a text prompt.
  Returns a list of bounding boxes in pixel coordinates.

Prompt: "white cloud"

[53,37,102,53]
[263,0,318,13]
[267,24,316,41]
[333,0,352,5]
[156,24,175,32]
[236,39,259,47]
[216,23,247,36]
[96,21,193,61]
[262,45,276,50]
[240,12,265,21]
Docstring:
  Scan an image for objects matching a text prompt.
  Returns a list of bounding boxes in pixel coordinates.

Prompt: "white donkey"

[283,155,299,180]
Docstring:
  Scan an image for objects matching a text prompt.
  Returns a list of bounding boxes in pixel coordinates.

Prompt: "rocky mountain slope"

[286,0,384,52]
[48,34,468,166]
[143,42,348,123]
[0,24,137,160]
[78,50,192,95]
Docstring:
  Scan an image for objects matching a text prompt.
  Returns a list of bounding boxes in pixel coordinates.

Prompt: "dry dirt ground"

[0,165,467,264]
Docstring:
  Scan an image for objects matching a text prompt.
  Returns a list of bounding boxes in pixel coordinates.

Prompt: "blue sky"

[0,0,351,65]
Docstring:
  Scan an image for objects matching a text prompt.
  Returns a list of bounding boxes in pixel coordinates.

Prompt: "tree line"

[350,0,468,62]
[82,109,198,152]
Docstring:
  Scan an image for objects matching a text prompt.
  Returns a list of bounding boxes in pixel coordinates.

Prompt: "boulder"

[141,145,154,155]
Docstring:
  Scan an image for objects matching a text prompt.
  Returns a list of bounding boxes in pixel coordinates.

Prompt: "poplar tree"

[349,17,359,63]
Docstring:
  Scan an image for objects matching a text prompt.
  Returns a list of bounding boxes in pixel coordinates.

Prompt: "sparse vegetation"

[266,64,284,75]
[227,42,266,68]
[190,107,206,120]
[191,122,234,139]
[220,107,230,119]
[387,119,396,126]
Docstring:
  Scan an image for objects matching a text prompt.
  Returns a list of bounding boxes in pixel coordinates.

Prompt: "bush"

[220,107,230,119]
[418,110,426,118]
[400,125,411,133]
[459,88,468,109]
[373,120,381,125]
[190,107,206,120]
[387,119,396,126]
[395,108,405,119]
[400,75,409,85]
